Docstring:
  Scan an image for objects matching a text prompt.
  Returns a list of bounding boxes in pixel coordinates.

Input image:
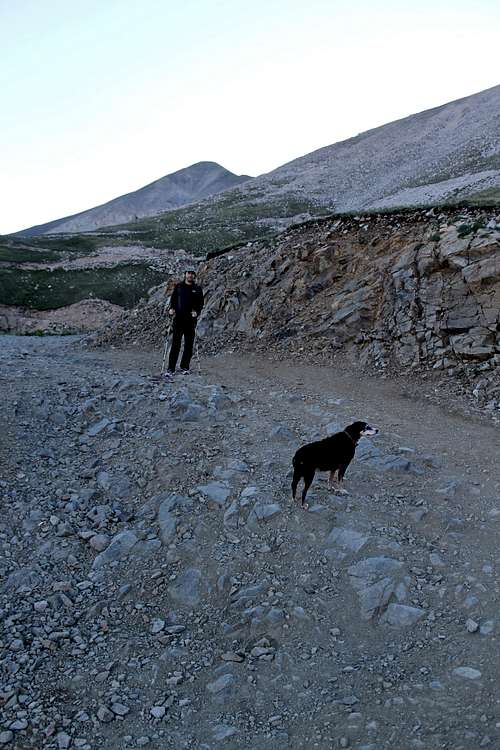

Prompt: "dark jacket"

[169,281,204,318]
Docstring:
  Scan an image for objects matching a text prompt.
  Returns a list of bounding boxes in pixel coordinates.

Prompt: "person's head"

[184,270,196,285]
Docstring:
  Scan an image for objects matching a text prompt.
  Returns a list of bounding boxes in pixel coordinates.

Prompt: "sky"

[1,0,499,234]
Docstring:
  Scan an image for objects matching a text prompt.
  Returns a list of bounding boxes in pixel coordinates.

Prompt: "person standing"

[165,270,204,377]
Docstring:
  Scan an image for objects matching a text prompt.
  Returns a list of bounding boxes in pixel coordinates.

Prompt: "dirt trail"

[1,336,500,750]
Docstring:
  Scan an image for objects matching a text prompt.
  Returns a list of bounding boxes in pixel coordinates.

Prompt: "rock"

[221,651,245,662]
[223,498,241,528]
[0,733,14,746]
[111,702,129,716]
[348,557,405,620]
[453,667,482,680]
[466,618,479,633]
[206,673,236,697]
[325,527,369,556]
[248,502,281,523]
[213,724,238,741]
[150,706,166,719]
[480,620,494,635]
[168,567,203,606]
[92,530,139,569]
[157,493,183,544]
[197,481,231,507]
[151,618,165,634]
[89,533,110,552]
[87,417,111,437]
[381,604,425,627]
[9,720,28,731]
[97,705,114,722]
[57,732,71,749]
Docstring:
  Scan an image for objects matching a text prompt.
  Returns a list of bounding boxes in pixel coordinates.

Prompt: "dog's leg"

[291,465,302,501]
[328,469,337,488]
[335,464,349,495]
[301,468,315,508]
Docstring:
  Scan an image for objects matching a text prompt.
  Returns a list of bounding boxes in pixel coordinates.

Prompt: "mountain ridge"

[17,161,252,237]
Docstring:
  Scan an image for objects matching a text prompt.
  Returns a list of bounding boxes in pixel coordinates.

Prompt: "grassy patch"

[0,246,64,263]
[462,187,500,206]
[27,234,101,254]
[109,194,331,255]
[0,264,166,310]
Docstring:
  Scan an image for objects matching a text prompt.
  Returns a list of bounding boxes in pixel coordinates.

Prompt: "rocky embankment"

[0,337,500,750]
[0,300,124,336]
[1,335,500,749]
[91,206,500,414]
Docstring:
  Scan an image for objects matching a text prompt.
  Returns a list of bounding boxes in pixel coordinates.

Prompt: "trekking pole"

[161,337,169,375]
[195,339,201,375]
[160,317,172,376]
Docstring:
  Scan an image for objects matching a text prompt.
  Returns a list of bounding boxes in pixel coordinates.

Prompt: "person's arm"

[193,286,204,316]
[168,284,178,315]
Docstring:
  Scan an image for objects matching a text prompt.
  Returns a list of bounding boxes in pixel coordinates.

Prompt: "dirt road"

[1,335,499,749]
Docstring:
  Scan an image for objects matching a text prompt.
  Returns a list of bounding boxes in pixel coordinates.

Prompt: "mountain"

[17,161,252,236]
[239,84,500,211]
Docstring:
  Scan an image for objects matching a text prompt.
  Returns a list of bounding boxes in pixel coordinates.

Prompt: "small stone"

[111,702,129,716]
[221,651,245,662]
[10,720,28,731]
[89,534,109,552]
[206,673,235,694]
[97,705,114,722]
[453,666,482,680]
[480,620,494,635]
[57,732,71,750]
[150,706,166,719]
[150,618,165,634]
[212,724,238,740]
[0,733,14,746]
[466,618,479,633]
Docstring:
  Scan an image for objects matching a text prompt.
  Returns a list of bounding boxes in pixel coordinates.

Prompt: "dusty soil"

[1,335,500,750]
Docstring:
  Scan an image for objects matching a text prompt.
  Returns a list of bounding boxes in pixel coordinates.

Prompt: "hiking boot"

[165,370,174,379]
[180,368,189,375]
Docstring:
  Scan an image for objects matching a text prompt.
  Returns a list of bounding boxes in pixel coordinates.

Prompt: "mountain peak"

[17,161,252,237]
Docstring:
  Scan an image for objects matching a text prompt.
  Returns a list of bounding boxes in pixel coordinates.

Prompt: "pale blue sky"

[1,0,499,233]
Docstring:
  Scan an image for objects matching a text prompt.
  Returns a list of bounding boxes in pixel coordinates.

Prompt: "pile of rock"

[89,206,500,408]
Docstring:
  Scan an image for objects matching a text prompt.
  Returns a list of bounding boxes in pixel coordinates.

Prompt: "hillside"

[17,161,252,236]
[2,86,499,331]
[239,83,500,211]
[92,204,500,409]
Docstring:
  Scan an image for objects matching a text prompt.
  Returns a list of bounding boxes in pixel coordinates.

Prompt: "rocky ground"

[0,301,125,337]
[1,335,500,750]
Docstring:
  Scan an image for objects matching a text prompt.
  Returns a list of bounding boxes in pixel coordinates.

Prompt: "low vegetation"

[0,264,165,310]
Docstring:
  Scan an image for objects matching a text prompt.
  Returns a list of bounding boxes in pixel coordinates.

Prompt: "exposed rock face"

[89,207,500,408]
[196,207,500,375]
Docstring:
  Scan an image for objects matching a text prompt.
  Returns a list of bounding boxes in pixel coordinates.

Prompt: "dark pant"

[168,316,196,371]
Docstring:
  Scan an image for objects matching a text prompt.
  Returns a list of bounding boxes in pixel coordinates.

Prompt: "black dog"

[291,421,378,506]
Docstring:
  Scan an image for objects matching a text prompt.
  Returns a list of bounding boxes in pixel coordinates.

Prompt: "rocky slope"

[13,86,500,250]
[91,206,500,411]
[243,84,500,211]
[17,162,252,237]
[0,300,124,336]
[1,335,499,749]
